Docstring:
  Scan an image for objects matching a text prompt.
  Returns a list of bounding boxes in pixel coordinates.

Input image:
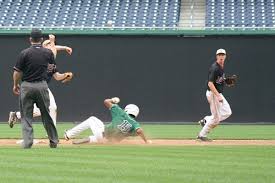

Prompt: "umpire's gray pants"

[19,81,59,148]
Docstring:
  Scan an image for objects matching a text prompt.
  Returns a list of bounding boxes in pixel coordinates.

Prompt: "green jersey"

[104,104,141,140]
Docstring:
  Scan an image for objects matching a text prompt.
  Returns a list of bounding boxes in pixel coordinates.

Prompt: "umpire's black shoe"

[197,136,212,142]
[198,119,206,127]
[50,143,57,148]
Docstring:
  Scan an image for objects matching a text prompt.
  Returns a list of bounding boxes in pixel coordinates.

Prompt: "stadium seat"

[0,0,180,27]
[206,0,275,28]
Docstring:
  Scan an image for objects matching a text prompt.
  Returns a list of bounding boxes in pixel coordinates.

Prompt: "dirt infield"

[1,139,275,146]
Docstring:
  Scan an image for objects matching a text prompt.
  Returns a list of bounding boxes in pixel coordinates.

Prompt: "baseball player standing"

[13,29,58,148]
[197,48,232,141]
[8,34,73,128]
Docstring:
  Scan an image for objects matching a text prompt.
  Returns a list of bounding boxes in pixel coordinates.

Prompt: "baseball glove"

[225,74,237,87]
[62,72,73,83]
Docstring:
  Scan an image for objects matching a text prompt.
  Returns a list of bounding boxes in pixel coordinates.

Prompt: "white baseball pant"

[199,90,232,137]
[66,116,105,143]
[16,88,57,126]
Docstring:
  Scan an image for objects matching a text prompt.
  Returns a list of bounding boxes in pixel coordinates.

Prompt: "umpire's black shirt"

[14,44,56,82]
[207,62,225,93]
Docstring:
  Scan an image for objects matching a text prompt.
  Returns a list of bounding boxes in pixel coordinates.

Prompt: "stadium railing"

[0,26,275,36]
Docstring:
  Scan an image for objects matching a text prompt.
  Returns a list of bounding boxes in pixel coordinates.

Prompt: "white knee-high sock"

[49,108,57,127]
[199,116,219,137]
[199,123,212,137]
[16,111,21,119]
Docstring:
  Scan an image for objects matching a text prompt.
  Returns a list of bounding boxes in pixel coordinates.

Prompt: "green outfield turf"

[0,123,275,183]
[0,146,275,183]
[1,123,275,140]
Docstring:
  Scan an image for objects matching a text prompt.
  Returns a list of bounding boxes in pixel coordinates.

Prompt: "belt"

[23,80,46,83]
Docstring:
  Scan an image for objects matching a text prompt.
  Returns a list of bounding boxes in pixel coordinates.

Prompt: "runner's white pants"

[66,116,105,143]
[199,90,232,137]
[16,89,57,126]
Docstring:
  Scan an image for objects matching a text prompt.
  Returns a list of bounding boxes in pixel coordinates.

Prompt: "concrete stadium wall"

[1,35,274,123]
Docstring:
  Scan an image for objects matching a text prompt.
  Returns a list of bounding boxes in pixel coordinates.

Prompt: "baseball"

[106,20,113,27]
[147,140,152,144]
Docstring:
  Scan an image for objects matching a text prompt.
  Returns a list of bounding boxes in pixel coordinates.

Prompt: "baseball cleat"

[8,111,18,128]
[72,137,90,145]
[64,130,70,141]
[198,119,206,127]
[196,136,212,142]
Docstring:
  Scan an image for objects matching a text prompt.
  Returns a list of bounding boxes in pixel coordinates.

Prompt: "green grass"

[0,146,275,183]
[1,123,275,183]
[1,123,275,140]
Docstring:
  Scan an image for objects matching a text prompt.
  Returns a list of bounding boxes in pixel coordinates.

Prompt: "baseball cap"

[216,48,226,55]
[30,28,43,39]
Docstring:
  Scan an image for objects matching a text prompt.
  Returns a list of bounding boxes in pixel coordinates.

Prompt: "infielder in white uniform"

[8,34,73,128]
[197,48,232,141]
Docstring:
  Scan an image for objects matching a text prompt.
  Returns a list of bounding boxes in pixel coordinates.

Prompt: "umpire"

[13,29,59,148]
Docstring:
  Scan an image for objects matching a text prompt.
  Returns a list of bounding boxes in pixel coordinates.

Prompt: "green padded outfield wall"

[1,35,274,123]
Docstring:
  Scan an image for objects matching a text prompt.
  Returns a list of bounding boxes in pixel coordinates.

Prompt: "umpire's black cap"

[30,28,43,39]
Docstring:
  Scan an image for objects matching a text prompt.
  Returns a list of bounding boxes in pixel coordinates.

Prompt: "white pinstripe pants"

[199,90,232,137]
